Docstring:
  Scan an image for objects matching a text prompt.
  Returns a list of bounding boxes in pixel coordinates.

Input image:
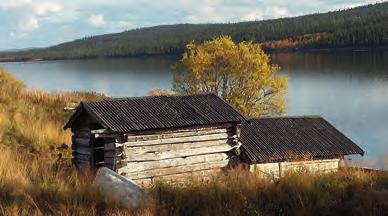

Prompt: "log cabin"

[64,94,365,184]
[64,94,246,185]
[239,116,365,179]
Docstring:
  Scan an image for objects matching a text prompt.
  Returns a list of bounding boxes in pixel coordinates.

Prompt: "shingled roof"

[64,94,245,133]
[240,116,364,163]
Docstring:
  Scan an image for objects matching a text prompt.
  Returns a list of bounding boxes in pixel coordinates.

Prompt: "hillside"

[0,67,388,214]
[1,2,388,61]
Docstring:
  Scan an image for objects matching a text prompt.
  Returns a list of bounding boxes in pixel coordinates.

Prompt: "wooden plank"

[124,133,228,147]
[73,146,90,155]
[152,169,219,183]
[124,124,233,136]
[104,158,115,166]
[72,136,90,146]
[91,129,108,134]
[95,133,122,138]
[126,128,228,142]
[105,143,124,151]
[105,151,124,158]
[74,153,90,161]
[74,131,91,138]
[125,145,235,162]
[73,158,90,163]
[132,169,220,186]
[125,139,232,155]
[118,153,229,174]
[134,178,153,187]
[123,160,228,180]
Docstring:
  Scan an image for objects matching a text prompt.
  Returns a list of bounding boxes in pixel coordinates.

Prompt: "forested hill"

[1,2,388,62]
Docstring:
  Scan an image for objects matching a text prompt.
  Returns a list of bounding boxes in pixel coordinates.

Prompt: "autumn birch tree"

[172,36,287,117]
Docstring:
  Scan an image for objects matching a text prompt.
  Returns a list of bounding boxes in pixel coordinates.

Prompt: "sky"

[0,0,382,50]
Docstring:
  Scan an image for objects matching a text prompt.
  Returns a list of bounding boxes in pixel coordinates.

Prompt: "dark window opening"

[90,122,105,167]
[92,137,105,167]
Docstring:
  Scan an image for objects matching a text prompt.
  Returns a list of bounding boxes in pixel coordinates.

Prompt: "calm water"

[1,52,388,169]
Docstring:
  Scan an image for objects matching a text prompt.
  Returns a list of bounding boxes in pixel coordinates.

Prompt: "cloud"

[0,0,31,9]
[2,0,65,41]
[89,14,106,27]
[9,31,28,39]
[19,16,39,30]
[271,6,288,17]
[242,11,263,21]
[34,0,62,15]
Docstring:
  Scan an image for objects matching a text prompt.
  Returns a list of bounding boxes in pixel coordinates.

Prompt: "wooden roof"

[64,94,245,133]
[240,116,365,163]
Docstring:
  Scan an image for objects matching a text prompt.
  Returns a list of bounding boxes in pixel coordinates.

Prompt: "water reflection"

[1,51,387,169]
[271,51,388,169]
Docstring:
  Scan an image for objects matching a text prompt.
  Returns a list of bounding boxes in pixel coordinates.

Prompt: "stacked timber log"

[92,125,241,185]
[72,130,92,168]
[65,94,247,184]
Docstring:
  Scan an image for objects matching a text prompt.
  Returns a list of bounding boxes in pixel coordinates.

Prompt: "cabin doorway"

[90,123,105,168]
[91,136,105,167]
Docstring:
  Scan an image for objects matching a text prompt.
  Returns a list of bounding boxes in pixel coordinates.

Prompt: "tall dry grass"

[0,67,104,153]
[0,146,155,215]
[1,67,388,215]
[151,168,388,215]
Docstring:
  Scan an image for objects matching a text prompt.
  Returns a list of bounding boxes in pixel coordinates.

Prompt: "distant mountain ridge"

[1,2,388,62]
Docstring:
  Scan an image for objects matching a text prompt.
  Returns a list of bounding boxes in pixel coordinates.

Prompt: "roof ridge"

[248,115,323,120]
[83,93,218,103]
[65,93,245,132]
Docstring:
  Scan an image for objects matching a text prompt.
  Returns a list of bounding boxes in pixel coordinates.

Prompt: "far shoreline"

[1,46,388,63]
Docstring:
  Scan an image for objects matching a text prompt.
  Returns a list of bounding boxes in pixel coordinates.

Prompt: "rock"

[93,167,150,209]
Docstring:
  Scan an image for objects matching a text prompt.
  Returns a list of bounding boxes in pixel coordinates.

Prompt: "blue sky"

[0,0,381,50]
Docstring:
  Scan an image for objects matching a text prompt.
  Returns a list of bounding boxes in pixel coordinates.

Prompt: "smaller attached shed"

[240,116,364,178]
[64,94,245,184]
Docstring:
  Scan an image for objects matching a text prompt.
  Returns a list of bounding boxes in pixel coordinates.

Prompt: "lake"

[1,51,388,169]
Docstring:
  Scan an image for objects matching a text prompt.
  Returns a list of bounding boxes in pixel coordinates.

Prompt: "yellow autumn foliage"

[172,36,287,117]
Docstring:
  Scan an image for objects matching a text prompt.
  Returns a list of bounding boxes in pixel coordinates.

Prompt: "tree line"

[1,2,388,61]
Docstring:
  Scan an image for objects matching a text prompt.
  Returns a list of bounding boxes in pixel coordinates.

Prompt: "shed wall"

[71,113,103,168]
[250,158,340,179]
[102,124,240,185]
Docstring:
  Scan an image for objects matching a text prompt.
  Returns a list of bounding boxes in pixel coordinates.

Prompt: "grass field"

[0,67,387,215]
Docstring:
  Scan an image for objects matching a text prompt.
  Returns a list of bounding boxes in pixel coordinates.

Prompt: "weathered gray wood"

[123,160,229,180]
[74,131,91,138]
[124,133,228,147]
[74,153,91,161]
[151,168,219,183]
[73,146,90,155]
[118,153,228,174]
[126,128,228,142]
[105,151,124,158]
[124,123,233,136]
[105,143,124,151]
[104,157,116,165]
[125,145,234,162]
[125,139,231,155]
[91,129,108,134]
[132,169,220,186]
[72,136,90,146]
[95,133,122,138]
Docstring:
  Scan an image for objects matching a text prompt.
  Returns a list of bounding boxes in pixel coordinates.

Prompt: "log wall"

[98,124,240,185]
[71,113,105,168]
[72,131,92,168]
[249,158,341,180]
